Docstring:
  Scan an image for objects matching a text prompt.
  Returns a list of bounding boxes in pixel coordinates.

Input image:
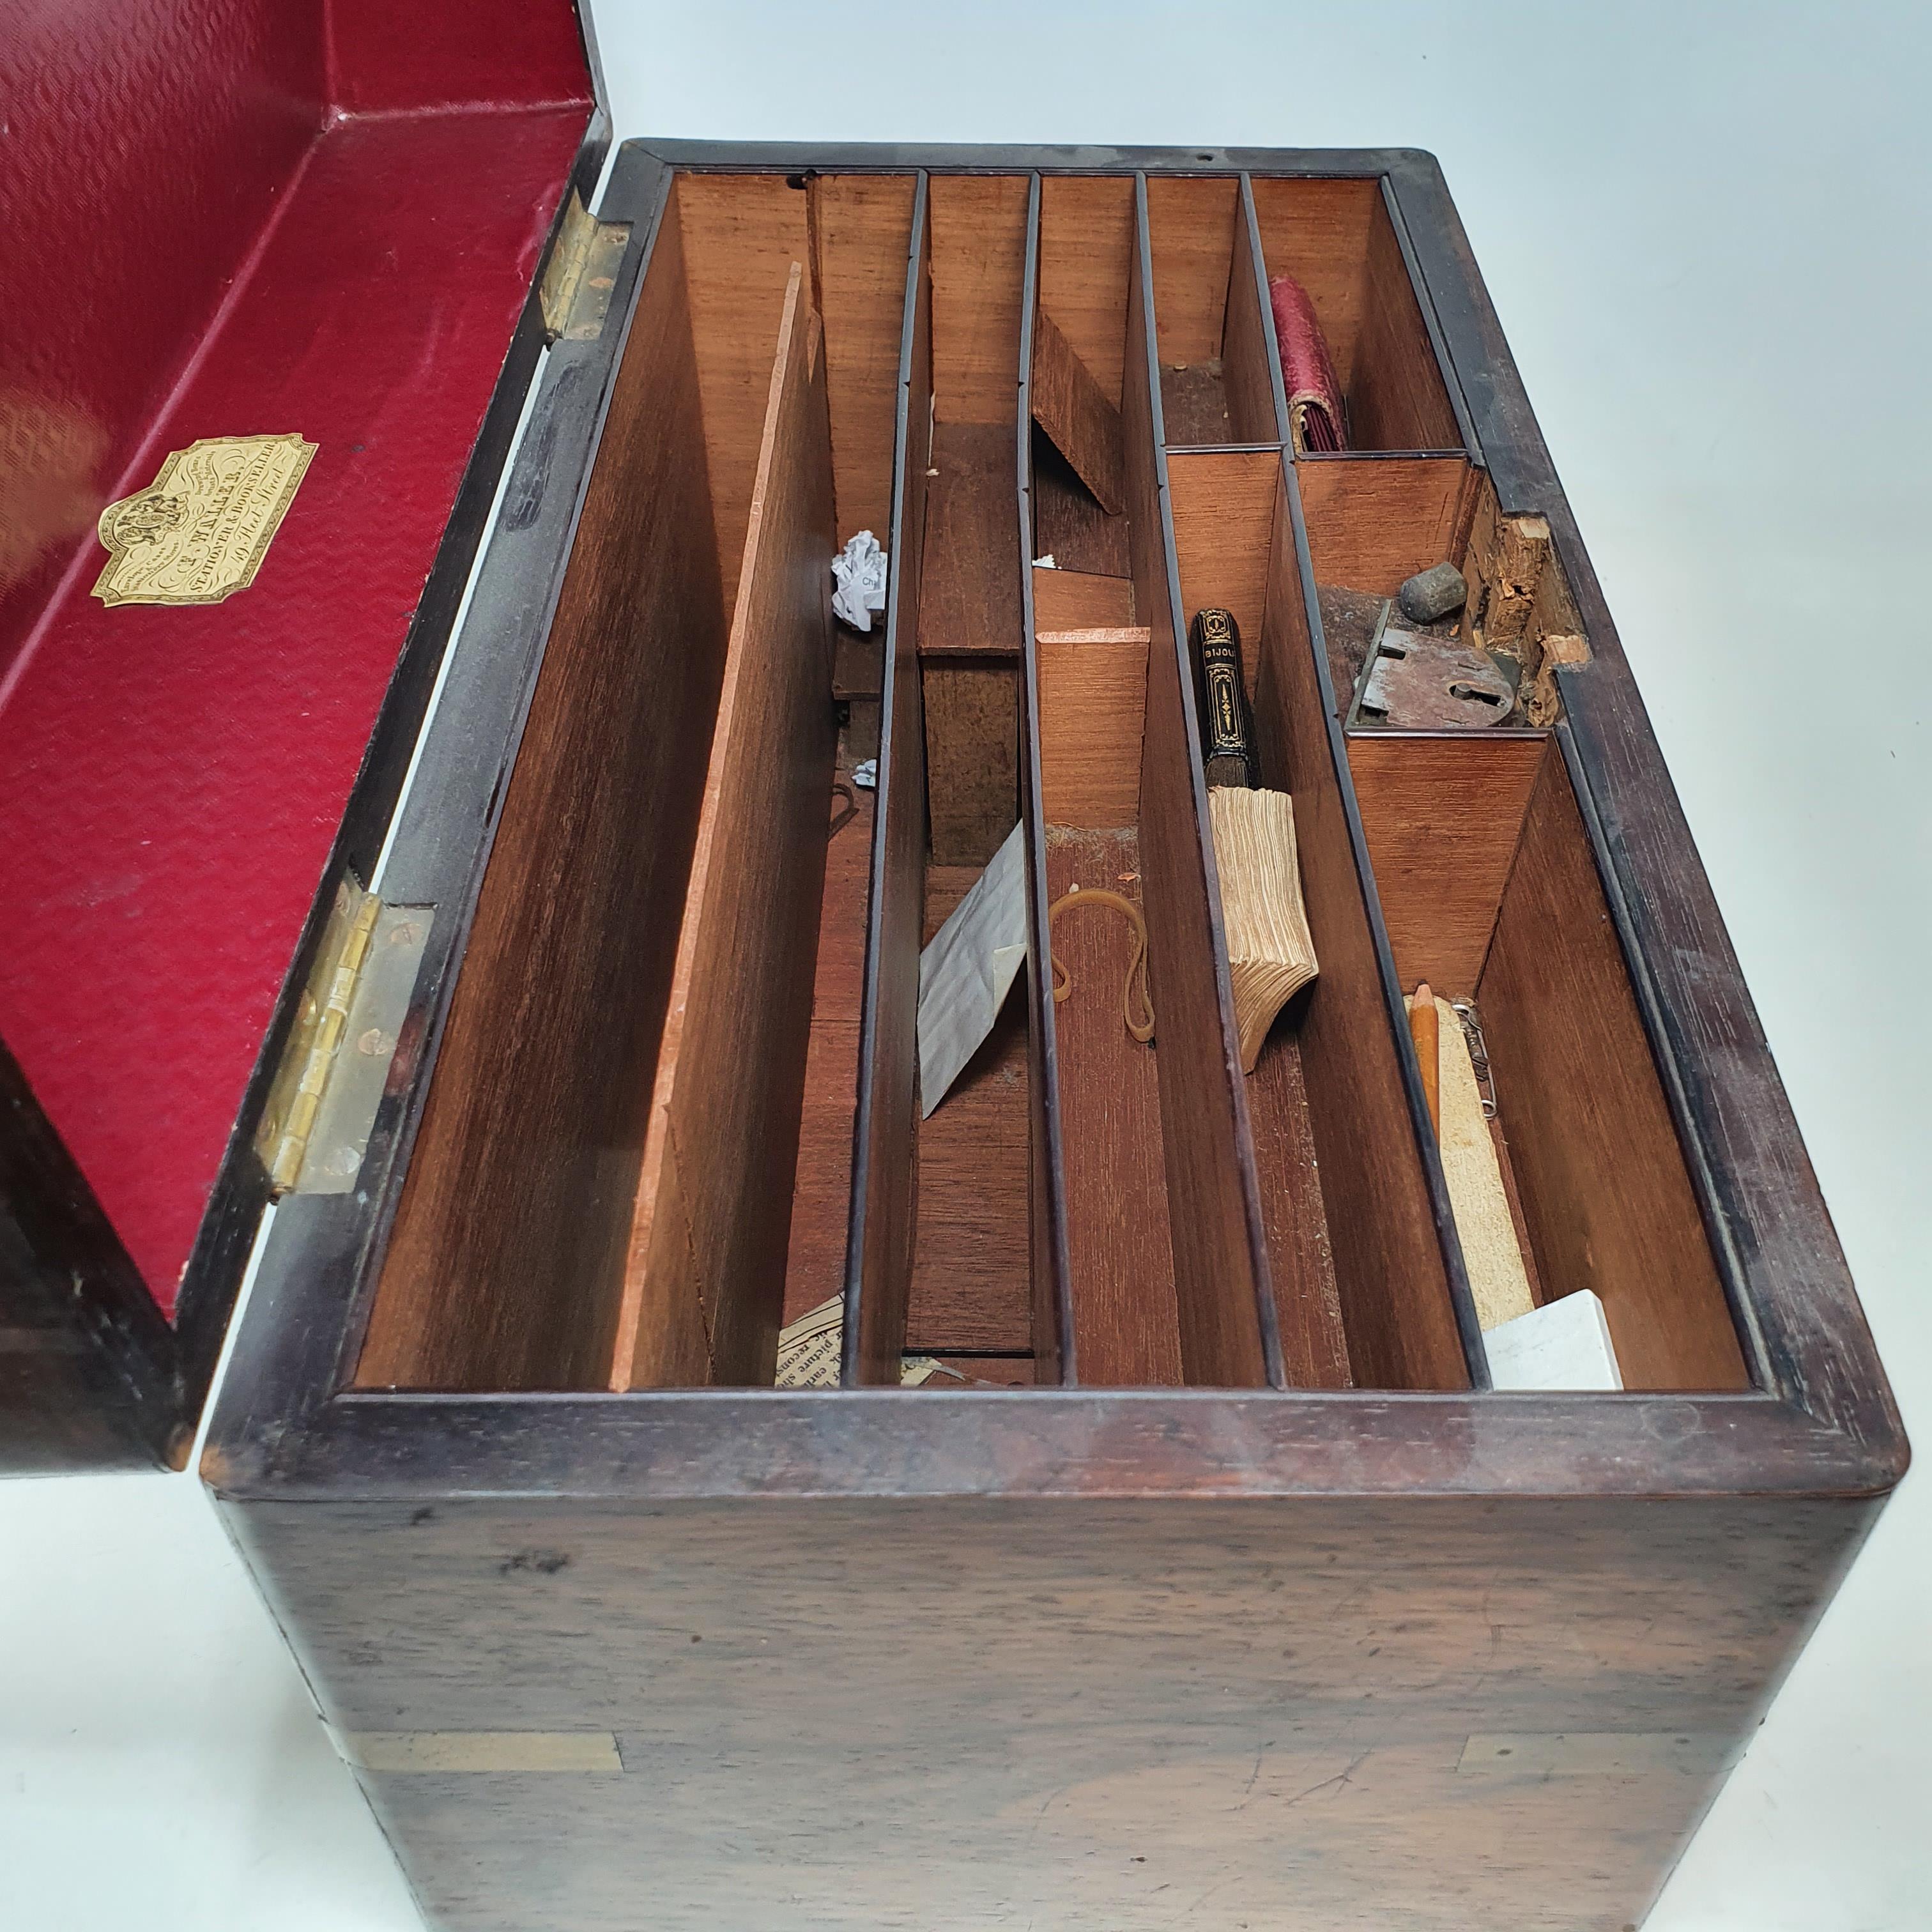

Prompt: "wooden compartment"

[356,174,913,1394]
[1027,178,1264,1386]
[1349,728,1751,1391]
[843,173,1054,1386]
[1143,174,1282,447]
[1249,174,1465,452]
[1165,446,1473,1389]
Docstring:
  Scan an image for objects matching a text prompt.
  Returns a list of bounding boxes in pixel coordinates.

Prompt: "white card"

[1484,1289,1623,1391]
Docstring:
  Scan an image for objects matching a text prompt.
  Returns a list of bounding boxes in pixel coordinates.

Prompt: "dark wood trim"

[842,173,933,1384]
[1383,150,1899,1451]
[1015,173,1077,1384]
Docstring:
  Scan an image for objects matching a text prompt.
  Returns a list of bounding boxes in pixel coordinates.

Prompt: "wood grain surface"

[360,199,729,1393]
[929,174,1029,423]
[922,663,1019,867]
[1038,173,1135,405]
[1222,188,1284,445]
[781,765,875,1329]
[1300,454,1478,595]
[673,174,813,602]
[220,1487,1879,1932]
[1045,831,1183,1385]
[1354,193,1463,450]
[1030,305,1124,513]
[1244,1025,1352,1388]
[1033,433,1133,578]
[1127,181,1269,1389]
[1247,176,1460,452]
[809,172,917,543]
[1166,447,1278,690]
[907,864,1034,1353]
[1032,566,1134,632]
[615,264,838,1390]
[1145,174,1238,365]
[1249,463,1470,1390]
[1036,629,1149,827]
[918,422,1023,657]
[1347,730,1549,991]
[1478,749,1749,1391]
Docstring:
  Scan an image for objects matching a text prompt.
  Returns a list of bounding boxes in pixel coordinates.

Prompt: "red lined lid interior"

[0,0,594,1313]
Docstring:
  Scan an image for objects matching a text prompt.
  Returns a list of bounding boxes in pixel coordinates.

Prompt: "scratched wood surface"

[220,1487,1879,1932]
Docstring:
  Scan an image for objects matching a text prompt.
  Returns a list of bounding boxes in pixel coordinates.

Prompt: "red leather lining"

[0,3,592,1312]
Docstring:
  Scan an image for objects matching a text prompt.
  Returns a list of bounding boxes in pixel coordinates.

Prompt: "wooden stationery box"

[0,7,1906,1926]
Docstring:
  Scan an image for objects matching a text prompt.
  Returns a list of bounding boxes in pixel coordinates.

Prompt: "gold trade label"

[91,433,316,607]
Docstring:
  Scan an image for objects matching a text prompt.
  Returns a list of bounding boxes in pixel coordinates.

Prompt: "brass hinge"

[538,190,631,343]
[255,878,432,1197]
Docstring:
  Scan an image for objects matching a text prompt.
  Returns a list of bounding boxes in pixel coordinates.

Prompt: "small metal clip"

[1451,999,1498,1119]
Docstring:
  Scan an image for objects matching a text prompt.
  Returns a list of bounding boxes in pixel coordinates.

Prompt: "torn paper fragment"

[918,822,1027,1117]
[774,1294,940,1387]
[1485,1290,1623,1391]
[851,758,877,791]
[774,1294,843,1387]
[832,529,888,632]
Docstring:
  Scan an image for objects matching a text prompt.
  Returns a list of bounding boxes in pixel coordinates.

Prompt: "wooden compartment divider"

[1016,174,1077,1384]
[1119,174,1273,1388]
[613,262,839,1390]
[841,174,933,1386]
[357,180,731,1393]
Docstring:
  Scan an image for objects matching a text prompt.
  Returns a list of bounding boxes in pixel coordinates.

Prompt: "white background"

[4,3,1928,1927]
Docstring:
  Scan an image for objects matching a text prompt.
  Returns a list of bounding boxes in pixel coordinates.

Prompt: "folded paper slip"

[917,822,1028,1117]
[1269,273,1346,454]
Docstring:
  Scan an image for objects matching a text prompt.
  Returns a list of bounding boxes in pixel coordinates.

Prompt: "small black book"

[1190,606,1256,788]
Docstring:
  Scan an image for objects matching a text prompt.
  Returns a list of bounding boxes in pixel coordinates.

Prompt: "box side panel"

[216,1488,1875,1932]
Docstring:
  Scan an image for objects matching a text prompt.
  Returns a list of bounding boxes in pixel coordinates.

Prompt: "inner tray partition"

[843,173,1054,1387]
[1247,174,1464,454]
[357,171,912,1393]
[1142,174,1282,448]
[1163,447,1475,1390]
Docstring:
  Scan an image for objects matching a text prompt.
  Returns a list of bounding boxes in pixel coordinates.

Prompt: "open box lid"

[0,0,608,1470]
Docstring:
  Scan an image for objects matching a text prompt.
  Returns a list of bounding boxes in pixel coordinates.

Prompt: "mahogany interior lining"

[353,167,1750,1399]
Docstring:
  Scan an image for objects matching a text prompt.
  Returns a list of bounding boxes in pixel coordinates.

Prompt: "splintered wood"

[1207,787,1318,1071]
